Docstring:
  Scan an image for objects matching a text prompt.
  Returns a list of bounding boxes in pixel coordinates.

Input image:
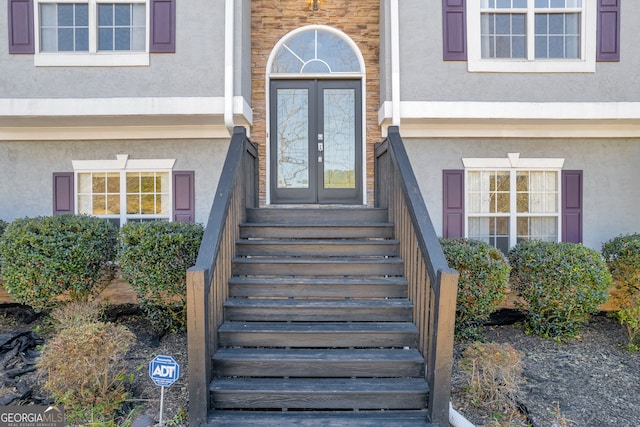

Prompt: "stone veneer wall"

[251,0,380,206]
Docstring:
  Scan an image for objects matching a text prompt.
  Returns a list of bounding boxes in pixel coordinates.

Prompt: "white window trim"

[466,0,596,73]
[34,0,150,67]
[463,153,565,249]
[73,155,176,225]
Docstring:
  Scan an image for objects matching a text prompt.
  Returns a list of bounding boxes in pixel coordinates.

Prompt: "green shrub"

[38,321,135,424]
[440,238,510,340]
[508,240,611,338]
[118,221,204,333]
[602,233,640,350]
[0,215,118,310]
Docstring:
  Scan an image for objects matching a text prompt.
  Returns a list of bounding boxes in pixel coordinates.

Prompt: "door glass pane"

[323,88,355,189]
[277,88,309,188]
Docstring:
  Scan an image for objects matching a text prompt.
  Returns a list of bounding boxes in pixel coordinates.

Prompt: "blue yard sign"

[149,355,180,387]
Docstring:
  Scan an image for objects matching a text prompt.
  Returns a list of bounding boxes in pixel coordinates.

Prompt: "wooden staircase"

[206,208,436,426]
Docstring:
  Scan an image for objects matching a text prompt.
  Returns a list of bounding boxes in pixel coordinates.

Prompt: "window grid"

[467,169,560,253]
[40,3,89,52]
[36,0,147,54]
[125,172,170,218]
[98,3,146,51]
[479,0,583,60]
[77,170,170,226]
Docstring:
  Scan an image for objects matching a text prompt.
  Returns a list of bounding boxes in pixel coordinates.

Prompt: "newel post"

[428,267,458,426]
[187,267,210,426]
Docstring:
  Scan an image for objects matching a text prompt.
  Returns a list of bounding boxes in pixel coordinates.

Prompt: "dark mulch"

[2,304,639,427]
[0,303,188,426]
[452,310,640,427]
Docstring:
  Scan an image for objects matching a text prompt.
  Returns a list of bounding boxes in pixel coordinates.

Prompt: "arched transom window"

[271,28,362,75]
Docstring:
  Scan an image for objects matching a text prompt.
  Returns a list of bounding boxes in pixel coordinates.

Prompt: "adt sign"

[149,355,180,387]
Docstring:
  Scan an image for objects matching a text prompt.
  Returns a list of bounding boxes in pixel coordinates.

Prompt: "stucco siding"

[0,139,230,225]
[0,0,225,99]
[397,0,640,103]
[405,137,640,251]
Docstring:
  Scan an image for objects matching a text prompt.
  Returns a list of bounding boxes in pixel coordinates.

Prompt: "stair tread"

[225,299,412,308]
[206,410,435,427]
[211,377,429,393]
[241,222,393,227]
[237,239,399,244]
[233,257,403,263]
[233,256,402,264]
[219,322,418,333]
[229,276,408,285]
[214,347,424,362]
[245,208,390,225]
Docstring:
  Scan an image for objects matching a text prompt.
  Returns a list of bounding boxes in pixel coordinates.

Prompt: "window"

[270,27,363,75]
[35,0,148,66]
[77,171,170,226]
[466,0,596,72]
[467,169,560,253]
[462,154,564,253]
[72,155,175,227]
[10,0,176,65]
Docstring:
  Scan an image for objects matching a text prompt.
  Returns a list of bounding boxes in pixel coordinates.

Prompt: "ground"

[1,304,639,427]
[451,311,640,427]
[0,303,189,427]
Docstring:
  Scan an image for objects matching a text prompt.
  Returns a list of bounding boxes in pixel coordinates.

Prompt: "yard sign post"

[149,355,180,425]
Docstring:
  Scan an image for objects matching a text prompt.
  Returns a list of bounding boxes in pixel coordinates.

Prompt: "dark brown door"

[270,80,362,204]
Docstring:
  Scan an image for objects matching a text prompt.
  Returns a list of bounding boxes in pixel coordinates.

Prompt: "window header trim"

[463,153,565,168]
[72,154,176,171]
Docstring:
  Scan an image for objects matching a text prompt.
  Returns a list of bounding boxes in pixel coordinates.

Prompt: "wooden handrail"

[375,126,459,426]
[186,126,257,426]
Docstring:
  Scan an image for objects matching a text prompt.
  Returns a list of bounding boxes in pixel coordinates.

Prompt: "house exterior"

[1,0,638,252]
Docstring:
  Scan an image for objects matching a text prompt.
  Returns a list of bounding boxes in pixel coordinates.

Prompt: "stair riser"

[240,226,394,239]
[232,262,404,276]
[229,283,408,298]
[207,411,435,427]
[245,208,390,224]
[211,392,428,410]
[214,361,423,378]
[224,307,413,322]
[236,243,399,257]
[218,332,418,348]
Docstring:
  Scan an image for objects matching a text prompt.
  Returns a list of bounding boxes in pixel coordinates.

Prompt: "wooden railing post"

[186,268,209,426]
[428,268,459,426]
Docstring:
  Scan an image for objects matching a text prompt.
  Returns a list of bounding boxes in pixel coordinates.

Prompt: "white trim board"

[0,97,225,117]
[379,101,640,138]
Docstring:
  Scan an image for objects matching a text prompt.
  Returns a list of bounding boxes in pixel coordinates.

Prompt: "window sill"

[34,52,150,67]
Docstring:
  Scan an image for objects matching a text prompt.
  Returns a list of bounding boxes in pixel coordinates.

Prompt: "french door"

[270,80,362,204]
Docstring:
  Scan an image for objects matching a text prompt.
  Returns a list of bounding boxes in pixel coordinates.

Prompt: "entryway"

[266,26,366,205]
[270,79,362,204]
